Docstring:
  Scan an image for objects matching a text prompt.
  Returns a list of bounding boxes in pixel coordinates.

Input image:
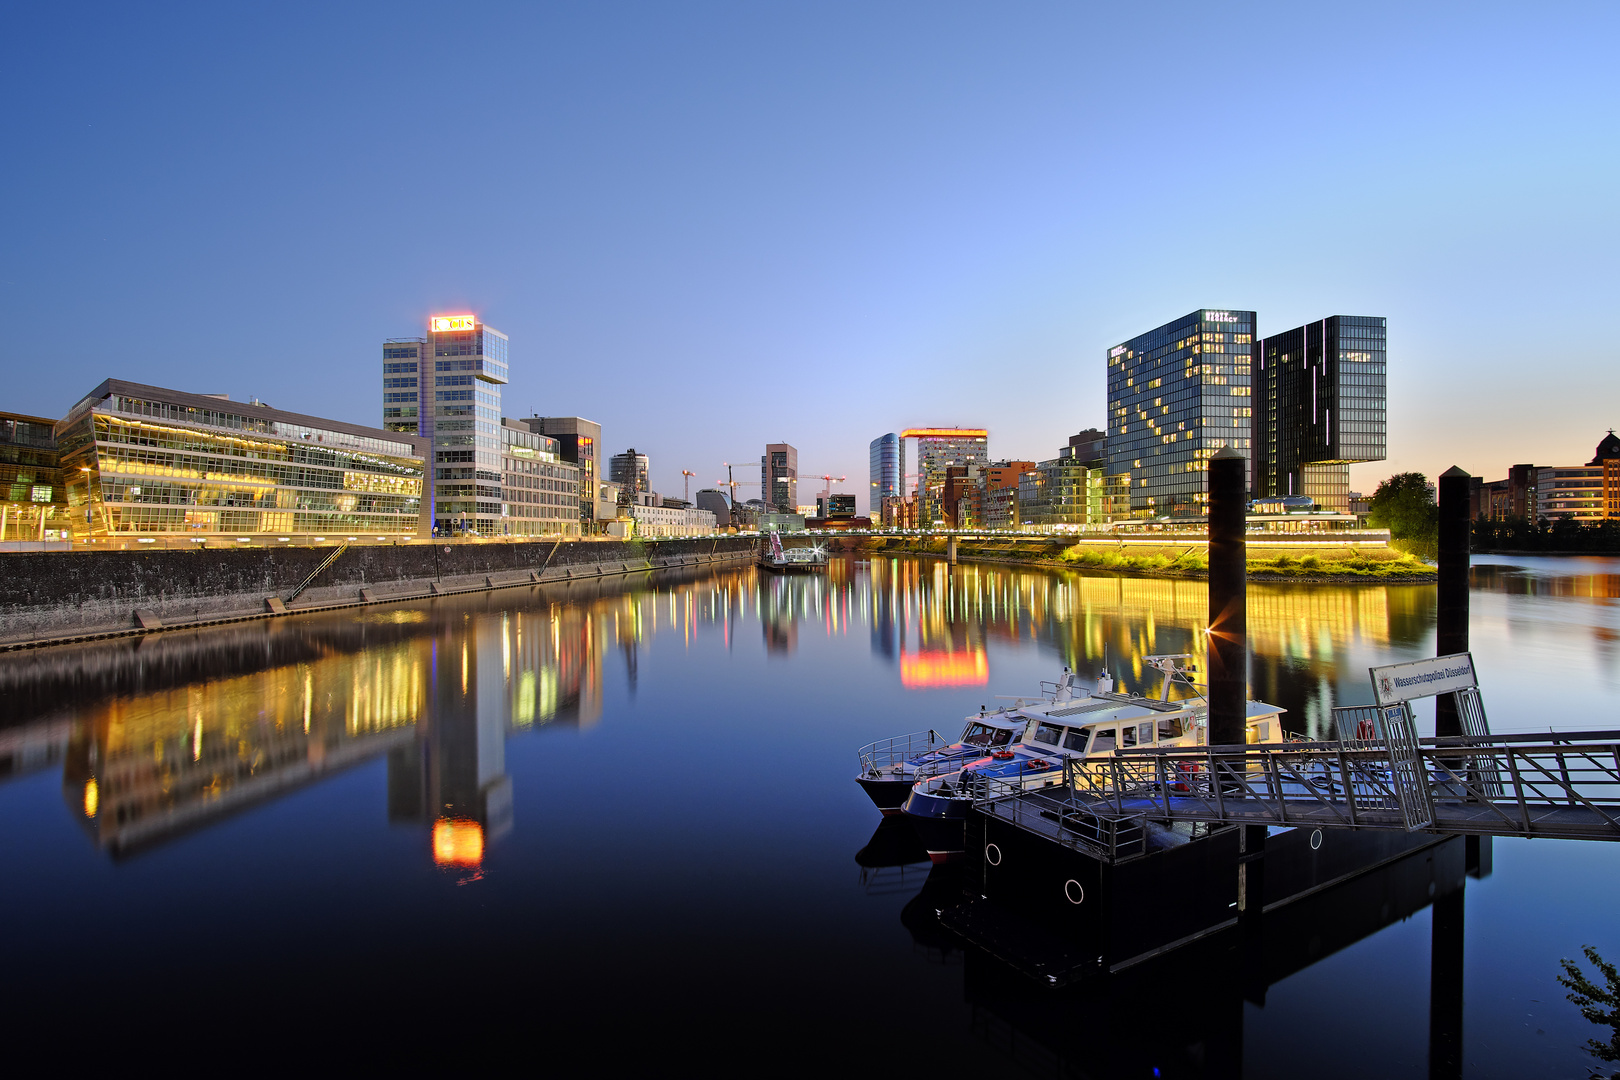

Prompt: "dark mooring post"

[1429,884,1465,1080]
[1207,446,1247,746]
[1435,466,1471,738]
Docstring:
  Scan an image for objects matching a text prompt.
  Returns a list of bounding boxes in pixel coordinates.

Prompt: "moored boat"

[901,656,1289,864]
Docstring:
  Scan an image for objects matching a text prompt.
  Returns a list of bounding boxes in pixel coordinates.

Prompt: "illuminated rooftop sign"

[1203,311,1241,323]
[430,315,477,333]
[901,428,988,439]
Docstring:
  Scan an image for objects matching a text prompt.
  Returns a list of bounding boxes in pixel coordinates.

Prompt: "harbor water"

[1,553,1616,1075]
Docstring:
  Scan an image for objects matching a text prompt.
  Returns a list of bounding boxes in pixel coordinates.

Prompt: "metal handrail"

[285,542,349,603]
[856,729,946,775]
[1048,735,1620,841]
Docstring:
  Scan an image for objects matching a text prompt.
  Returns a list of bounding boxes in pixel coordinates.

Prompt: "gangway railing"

[1047,731,1620,842]
[856,729,947,776]
[969,772,1151,863]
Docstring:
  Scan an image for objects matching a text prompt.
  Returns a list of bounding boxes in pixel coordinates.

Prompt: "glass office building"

[382,315,509,536]
[1,411,70,541]
[868,433,902,515]
[904,428,987,526]
[58,380,426,540]
[762,443,798,513]
[1106,309,1255,519]
[1252,316,1387,511]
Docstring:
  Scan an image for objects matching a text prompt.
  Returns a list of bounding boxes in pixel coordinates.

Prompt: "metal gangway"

[978,653,1620,846]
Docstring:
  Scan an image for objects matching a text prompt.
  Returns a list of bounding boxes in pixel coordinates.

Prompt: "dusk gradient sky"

[4,2,1617,510]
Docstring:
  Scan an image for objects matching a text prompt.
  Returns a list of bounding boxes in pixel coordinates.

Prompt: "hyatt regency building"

[57,380,427,541]
[1106,309,1256,520]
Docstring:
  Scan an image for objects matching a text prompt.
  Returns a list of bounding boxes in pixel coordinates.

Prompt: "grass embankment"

[861,537,1435,580]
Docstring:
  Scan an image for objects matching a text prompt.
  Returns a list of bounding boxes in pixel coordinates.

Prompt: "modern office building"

[58,380,427,540]
[974,460,1035,530]
[1252,316,1388,512]
[762,443,798,512]
[905,428,988,527]
[382,313,509,536]
[380,338,425,434]
[523,416,601,532]
[499,420,581,537]
[868,433,902,516]
[694,488,733,527]
[1106,309,1255,520]
[1531,432,1620,523]
[817,493,857,519]
[608,448,650,496]
[1,411,70,541]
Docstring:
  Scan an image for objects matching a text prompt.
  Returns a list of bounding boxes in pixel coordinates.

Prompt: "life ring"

[993,750,1015,760]
[1024,759,1050,770]
[1064,879,1085,905]
[985,843,1002,866]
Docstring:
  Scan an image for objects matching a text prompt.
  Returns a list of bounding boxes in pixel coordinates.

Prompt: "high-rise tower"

[1252,316,1387,511]
[383,314,508,536]
[1106,309,1255,520]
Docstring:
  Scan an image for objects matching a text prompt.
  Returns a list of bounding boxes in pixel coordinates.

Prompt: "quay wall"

[0,537,758,646]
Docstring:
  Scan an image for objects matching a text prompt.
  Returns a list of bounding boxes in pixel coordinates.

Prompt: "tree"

[1366,472,1439,544]
[1559,945,1620,1064]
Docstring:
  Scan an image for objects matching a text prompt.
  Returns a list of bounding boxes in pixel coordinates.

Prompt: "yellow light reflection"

[83,779,99,818]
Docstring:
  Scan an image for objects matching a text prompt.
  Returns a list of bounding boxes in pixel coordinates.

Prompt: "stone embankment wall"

[0,536,757,647]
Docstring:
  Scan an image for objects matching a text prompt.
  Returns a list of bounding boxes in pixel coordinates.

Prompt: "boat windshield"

[1032,722,1064,746]
[963,723,1014,747]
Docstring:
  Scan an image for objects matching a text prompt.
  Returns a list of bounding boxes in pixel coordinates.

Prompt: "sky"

[3,1,1617,512]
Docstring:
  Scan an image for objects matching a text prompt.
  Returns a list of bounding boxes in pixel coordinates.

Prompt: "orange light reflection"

[432,818,484,867]
[900,649,989,688]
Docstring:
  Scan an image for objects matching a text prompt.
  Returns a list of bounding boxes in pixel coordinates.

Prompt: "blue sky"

[3,2,1616,510]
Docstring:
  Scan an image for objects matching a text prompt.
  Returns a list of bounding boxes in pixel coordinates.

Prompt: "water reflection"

[7,553,1617,866]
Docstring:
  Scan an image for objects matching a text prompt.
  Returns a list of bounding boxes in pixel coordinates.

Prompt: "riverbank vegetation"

[858,537,1434,580]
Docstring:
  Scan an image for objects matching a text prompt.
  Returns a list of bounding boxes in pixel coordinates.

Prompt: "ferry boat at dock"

[901,656,1288,864]
[856,668,1105,815]
[759,531,827,572]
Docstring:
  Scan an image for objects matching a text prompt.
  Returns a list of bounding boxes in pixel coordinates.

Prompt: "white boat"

[901,656,1288,863]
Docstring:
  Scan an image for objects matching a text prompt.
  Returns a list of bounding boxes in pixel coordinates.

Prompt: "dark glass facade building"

[1106,309,1255,519]
[1252,316,1386,511]
[868,433,901,516]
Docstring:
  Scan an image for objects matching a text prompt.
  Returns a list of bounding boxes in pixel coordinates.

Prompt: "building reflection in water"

[1,556,1451,865]
[0,568,788,866]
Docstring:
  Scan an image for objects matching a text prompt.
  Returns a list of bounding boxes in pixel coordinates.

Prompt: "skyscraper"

[383,314,509,536]
[1106,309,1255,520]
[904,428,987,527]
[868,433,902,516]
[1252,316,1387,511]
[762,443,798,512]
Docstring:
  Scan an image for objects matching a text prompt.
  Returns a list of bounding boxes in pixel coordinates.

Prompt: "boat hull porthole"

[1064,879,1084,905]
[984,843,1002,866]
[1310,829,1323,851]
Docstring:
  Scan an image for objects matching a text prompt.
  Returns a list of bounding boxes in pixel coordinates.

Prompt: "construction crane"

[718,461,761,508]
[816,474,847,502]
[681,469,696,503]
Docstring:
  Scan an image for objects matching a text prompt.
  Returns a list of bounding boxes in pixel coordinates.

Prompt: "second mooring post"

[1207,446,1246,746]
[1435,466,1471,738]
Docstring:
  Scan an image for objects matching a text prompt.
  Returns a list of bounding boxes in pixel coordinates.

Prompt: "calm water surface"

[1,553,1616,1075]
